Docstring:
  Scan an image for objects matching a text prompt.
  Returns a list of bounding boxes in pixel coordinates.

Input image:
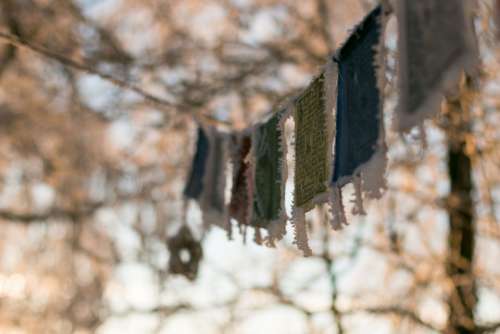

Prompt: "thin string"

[0,31,230,128]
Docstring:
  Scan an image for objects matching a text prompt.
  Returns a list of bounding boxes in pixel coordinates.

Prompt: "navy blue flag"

[184,126,210,200]
[332,5,384,187]
[329,5,388,229]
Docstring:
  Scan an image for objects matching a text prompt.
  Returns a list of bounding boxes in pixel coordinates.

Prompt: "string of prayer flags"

[178,2,482,257]
[292,60,337,256]
[395,0,478,133]
[249,109,289,247]
[199,128,230,232]
[228,132,252,231]
[330,5,388,229]
[184,126,210,200]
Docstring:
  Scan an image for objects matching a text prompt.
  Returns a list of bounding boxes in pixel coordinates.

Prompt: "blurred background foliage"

[0,0,499,333]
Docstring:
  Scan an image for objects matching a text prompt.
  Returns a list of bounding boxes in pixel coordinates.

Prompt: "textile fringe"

[242,224,248,244]
[226,217,234,241]
[254,226,263,245]
[418,122,428,152]
[351,174,366,215]
[359,145,387,200]
[237,223,244,239]
[329,186,348,230]
[291,207,312,257]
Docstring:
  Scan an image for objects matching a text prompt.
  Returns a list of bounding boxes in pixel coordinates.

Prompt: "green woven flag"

[291,64,337,256]
[251,111,284,228]
[294,73,331,210]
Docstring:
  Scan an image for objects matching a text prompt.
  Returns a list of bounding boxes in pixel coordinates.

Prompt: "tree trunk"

[444,78,477,334]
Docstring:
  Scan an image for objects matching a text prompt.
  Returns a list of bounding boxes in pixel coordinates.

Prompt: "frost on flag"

[396,0,478,132]
[249,109,288,247]
[292,65,336,256]
[330,5,388,230]
[184,126,210,200]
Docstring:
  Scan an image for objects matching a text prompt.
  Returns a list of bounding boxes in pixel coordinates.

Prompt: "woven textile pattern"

[229,133,252,225]
[294,74,328,209]
[183,127,210,200]
[252,112,283,227]
[332,6,382,185]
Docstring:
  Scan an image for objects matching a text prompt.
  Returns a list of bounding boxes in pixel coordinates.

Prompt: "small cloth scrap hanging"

[199,127,230,232]
[330,5,388,230]
[292,59,337,256]
[167,225,203,281]
[395,0,478,132]
[249,109,289,247]
[228,131,252,234]
[184,126,210,200]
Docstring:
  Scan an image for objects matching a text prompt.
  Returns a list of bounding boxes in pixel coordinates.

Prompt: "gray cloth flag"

[200,128,228,229]
[396,0,478,132]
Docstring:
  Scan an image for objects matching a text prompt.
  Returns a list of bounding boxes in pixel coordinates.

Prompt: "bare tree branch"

[345,306,440,332]
[478,321,500,334]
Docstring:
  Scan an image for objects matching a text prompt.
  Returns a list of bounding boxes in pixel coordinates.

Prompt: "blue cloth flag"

[332,6,384,186]
[184,126,210,200]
